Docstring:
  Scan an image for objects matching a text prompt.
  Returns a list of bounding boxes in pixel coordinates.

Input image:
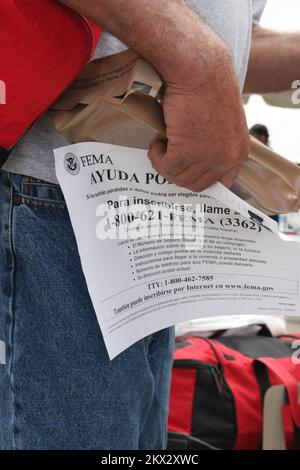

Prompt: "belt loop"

[7,171,22,196]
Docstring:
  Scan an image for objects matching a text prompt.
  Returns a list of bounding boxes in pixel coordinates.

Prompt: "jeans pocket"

[18,176,66,210]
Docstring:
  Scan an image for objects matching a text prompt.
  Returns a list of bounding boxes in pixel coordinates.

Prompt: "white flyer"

[54,142,300,359]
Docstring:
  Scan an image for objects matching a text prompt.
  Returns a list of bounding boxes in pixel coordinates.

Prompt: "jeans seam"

[22,181,60,188]
[22,182,60,189]
[19,195,66,211]
[7,174,21,450]
[148,329,165,347]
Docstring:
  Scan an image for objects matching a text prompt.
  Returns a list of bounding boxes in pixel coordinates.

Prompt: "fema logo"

[64,152,80,176]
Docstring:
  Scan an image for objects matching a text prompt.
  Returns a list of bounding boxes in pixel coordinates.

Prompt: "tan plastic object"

[51,49,300,215]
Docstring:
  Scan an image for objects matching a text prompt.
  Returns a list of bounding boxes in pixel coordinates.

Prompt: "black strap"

[0,147,11,168]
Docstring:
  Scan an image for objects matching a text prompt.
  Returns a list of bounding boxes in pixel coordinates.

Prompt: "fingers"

[148,139,244,193]
[181,168,229,192]
[165,162,219,188]
[148,140,188,178]
[219,164,243,188]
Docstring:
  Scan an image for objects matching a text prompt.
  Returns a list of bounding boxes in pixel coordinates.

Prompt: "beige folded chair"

[263,384,300,450]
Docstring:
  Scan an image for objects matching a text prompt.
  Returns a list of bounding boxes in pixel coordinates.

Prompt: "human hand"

[148,51,250,192]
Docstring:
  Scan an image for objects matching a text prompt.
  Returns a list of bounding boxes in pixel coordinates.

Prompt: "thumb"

[148,139,167,172]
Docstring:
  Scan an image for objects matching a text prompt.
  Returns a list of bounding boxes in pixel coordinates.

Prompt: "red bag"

[0,0,101,164]
[168,335,300,450]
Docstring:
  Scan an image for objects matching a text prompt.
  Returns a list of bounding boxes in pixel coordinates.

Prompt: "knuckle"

[162,161,178,177]
[171,175,189,187]
[162,155,185,176]
[221,153,237,166]
[222,147,247,167]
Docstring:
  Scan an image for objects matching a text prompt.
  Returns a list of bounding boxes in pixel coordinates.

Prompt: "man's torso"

[4,0,259,183]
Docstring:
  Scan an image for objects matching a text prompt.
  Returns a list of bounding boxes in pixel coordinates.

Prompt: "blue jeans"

[0,170,175,450]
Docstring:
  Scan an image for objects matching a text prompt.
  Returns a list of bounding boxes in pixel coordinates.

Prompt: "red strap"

[256,357,300,428]
[282,405,295,449]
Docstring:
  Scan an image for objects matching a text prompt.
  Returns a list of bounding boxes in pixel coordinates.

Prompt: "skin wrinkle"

[59,0,232,86]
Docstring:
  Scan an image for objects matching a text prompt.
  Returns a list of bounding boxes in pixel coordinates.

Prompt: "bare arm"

[244,27,300,94]
[59,0,228,83]
[58,0,249,191]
